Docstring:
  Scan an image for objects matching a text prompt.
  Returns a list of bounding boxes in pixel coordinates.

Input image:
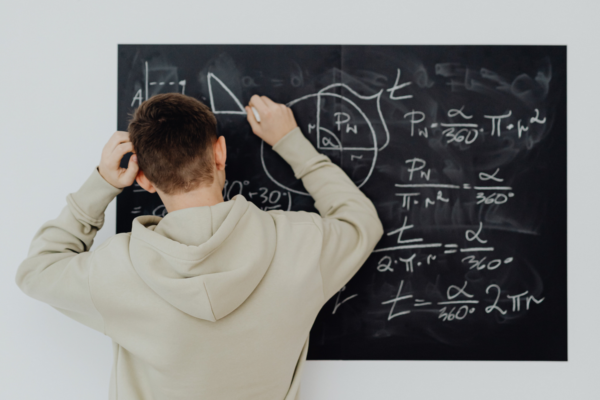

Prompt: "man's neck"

[158,185,224,214]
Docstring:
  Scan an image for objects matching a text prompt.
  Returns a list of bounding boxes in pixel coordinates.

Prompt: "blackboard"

[117,45,566,361]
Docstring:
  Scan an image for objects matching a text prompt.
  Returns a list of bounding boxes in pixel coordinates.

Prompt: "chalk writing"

[117,45,566,360]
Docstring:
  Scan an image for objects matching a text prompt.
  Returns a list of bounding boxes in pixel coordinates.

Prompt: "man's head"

[129,93,227,206]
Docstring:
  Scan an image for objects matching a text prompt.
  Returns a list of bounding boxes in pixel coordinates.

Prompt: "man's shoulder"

[265,208,322,229]
[92,231,132,255]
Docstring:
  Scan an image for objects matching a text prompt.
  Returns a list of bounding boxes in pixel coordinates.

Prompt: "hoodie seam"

[88,236,121,336]
[202,281,217,321]
[87,251,106,335]
[308,214,327,303]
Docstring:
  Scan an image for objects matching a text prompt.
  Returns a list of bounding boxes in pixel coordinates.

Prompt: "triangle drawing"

[207,73,246,115]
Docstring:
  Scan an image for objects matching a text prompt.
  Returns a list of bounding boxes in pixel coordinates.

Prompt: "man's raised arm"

[246,96,384,302]
[15,131,138,332]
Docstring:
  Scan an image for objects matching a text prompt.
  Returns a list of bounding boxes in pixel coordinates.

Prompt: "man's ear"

[214,136,227,171]
[135,170,157,193]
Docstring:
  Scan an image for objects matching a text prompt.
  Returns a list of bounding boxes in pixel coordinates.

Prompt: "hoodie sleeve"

[272,127,384,301]
[15,167,123,333]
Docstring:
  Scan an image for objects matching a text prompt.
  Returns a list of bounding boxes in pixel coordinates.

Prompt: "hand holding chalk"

[250,106,261,122]
[245,95,298,146]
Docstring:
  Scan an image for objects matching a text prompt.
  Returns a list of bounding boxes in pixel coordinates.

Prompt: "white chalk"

[251,106,261,122]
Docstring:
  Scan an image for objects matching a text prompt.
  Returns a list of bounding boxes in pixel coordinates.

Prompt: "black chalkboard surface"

[117,45,566,361]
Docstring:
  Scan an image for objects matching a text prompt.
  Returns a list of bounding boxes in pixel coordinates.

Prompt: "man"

[16,93,384,399]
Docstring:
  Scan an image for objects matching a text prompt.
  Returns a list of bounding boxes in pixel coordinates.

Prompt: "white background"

[1,1,598,398]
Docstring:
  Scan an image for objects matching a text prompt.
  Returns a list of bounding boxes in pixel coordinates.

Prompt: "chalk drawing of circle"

[260,92,379,196]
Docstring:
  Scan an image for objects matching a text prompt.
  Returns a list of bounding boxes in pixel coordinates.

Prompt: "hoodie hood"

[129,195,276,322]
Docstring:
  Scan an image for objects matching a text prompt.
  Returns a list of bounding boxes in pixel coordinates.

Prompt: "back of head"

[128,93,218,195]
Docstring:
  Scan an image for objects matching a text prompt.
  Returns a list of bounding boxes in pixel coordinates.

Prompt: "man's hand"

[98,131,139,189]
[245,95,298,146]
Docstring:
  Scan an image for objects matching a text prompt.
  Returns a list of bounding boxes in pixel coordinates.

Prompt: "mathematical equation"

[333,279,544,321]
[403,106,547,144]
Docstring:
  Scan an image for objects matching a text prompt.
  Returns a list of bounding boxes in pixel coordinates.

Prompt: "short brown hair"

[128,93,218,195]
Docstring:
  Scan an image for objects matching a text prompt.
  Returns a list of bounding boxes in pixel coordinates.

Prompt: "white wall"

[1,1,598,398]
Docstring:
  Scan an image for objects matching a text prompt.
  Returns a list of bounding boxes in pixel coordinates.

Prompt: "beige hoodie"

[16,127,384,400]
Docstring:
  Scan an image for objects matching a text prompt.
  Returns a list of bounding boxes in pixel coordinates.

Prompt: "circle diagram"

[261,84,388,196]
